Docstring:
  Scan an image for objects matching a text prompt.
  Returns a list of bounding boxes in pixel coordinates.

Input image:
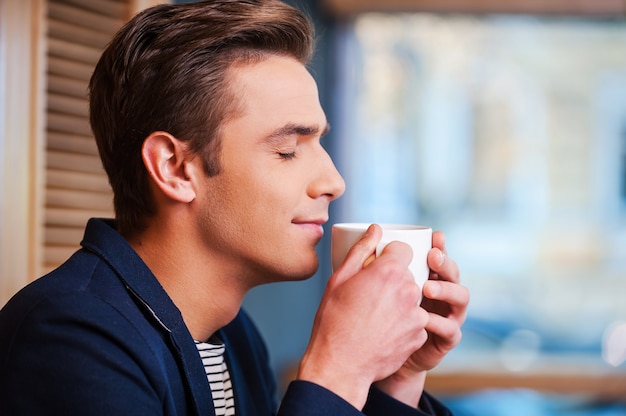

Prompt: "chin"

[288,261,319,282]
[252,258,319,285]
[281,257,320,282]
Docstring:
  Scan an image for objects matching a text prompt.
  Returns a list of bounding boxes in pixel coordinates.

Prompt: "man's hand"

[298,224,430,410]
[374,230,470,407]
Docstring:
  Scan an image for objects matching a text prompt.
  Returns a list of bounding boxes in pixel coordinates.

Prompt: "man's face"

[193,55,345,285]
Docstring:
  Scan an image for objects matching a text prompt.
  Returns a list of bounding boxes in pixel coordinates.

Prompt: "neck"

[127,220,249,341]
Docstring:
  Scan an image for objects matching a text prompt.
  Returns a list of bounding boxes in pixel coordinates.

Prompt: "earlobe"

[142,132,197,203]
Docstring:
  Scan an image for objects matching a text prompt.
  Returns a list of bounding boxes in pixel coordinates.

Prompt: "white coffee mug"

[331,223,433,290]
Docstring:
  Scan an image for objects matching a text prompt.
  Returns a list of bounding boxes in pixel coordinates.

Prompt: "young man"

[0,1,469,415]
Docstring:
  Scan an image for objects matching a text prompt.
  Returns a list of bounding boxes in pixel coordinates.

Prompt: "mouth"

[292,218,327,237]
[292,217,327,226]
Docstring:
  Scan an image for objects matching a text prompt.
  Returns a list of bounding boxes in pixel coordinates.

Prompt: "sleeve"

[278,381,453,416]
[0,295,167,416]
[363,387,454,416]
[278,380,363,416]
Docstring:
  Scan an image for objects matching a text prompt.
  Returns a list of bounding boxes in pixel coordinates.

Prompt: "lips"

[292,217,327,226]
[292,218,327,237]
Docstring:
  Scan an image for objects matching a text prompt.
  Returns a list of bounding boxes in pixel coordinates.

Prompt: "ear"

[141,132,197,203]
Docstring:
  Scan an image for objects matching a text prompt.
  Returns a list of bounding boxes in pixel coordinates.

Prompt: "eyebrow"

[263,122,331,145]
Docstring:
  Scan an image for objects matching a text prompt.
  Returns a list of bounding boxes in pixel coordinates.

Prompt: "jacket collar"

[80,218,215,416]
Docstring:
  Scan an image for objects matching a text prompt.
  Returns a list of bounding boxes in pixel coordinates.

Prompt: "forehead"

[226,55,327,134]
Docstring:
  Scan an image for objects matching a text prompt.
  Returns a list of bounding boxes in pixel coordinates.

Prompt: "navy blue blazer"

[0,218,451,415]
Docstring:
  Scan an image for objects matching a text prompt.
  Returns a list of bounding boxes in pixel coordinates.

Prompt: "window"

[621,122,626,206]
[0,0,162,305]
[332,12,626,405]
[43,0,129,273]
[43,0,166,273]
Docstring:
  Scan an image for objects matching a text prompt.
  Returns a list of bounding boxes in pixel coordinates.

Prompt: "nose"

[308,146,345,201]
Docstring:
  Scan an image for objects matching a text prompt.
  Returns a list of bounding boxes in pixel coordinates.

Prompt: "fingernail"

[437,250,445,266]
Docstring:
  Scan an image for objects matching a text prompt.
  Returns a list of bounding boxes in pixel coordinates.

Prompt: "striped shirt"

[195,339,235,416]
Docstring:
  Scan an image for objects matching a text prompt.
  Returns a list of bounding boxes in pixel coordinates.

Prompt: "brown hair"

[89,0,314,236]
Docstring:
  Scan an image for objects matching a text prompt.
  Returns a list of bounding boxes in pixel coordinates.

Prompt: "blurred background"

[1,0,625,414]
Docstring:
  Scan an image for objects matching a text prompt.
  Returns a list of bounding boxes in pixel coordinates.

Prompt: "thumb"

[330,224,382,287]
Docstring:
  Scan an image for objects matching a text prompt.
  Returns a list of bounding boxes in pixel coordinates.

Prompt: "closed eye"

[277,151,297,160]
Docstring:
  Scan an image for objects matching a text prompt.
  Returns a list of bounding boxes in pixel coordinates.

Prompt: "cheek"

[221,159,304,228]
[224,175,281,226]
[242,169,295,209]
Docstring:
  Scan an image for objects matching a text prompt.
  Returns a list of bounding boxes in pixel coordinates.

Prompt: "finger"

[425,312,464,348]
[427,248,460,284]
[331,224,381,286]
[422,280,470,318]
[423,281,467,345]
[378,240,414,268]
[363,253,376,268]
[432,230,447,255]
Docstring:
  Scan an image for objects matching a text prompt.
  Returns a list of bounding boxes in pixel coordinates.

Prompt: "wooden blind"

[44,0,129,272]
